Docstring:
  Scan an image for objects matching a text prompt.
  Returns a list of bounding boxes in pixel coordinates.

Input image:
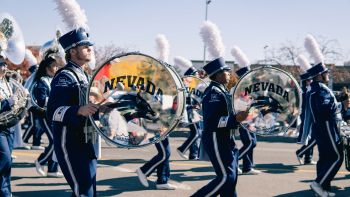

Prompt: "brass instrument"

[0,70,29,127]
[0,12,28,127]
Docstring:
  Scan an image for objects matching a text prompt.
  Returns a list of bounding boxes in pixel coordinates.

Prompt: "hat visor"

[77,40,94,47]
[321,68,329,74]
[209,66,231,77]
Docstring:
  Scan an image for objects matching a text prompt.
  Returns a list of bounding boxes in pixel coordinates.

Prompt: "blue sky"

[2,0,350,65]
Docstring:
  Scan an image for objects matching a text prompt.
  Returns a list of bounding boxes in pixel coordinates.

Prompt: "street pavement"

[10,132,350,197]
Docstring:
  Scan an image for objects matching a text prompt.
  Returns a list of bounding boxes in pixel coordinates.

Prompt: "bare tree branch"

[260,36,346,66]
[94,43,127,66]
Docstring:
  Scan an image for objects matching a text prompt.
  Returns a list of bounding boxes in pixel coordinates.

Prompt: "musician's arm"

[47,72,85,127]
[34,80,49,108]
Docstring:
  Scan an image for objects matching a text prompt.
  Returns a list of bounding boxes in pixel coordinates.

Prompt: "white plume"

[155,34,170,62]
[54,0,89,30]
[296,54,311,73]
[199,21,225,59]
[174,56,192,75]
[304,34,324,64]
[25,49,37,66]
[231,46,250,68]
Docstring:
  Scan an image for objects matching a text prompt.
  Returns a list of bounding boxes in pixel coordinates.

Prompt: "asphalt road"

[10,133,350,197]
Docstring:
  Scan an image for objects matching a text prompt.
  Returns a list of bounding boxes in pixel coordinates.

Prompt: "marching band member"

[295,54,317,165]
[0,12,27,196]
[11,50,37,151]
[33,50,62,177]
[231,46,261,175]
[136,34,177,190]
[0,55,16,197]
[339,91,350,123]
[191,57,248,197]
[22,53,41,147]
[304,35,343,197]
[192,21,247,197]
[174,56,201,160]
[47,27,99,196]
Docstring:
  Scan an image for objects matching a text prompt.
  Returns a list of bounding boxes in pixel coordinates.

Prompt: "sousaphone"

[0,13,29,127]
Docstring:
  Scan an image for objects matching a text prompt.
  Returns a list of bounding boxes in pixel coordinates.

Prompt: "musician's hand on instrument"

[193,104,201,110]
[235,110,249,122]
[7,95,17,107]
[99,103,113,113]
[77,103,99,116]
[24,89,30,96]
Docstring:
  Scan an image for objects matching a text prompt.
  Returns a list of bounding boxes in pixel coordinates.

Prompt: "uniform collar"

[310,80,325,89]
[210,81,228,92]
[67,60,85,74]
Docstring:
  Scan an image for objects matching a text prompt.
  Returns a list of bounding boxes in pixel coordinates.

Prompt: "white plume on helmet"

[296,54,311,73]
[54,0,96,69]
[304,34,324,64]
[54,0,89,30]
[25,49,37,66]
[231,46,250,68]
[174,56,192,75]
[199,21,225,59]
[155,34,170,62]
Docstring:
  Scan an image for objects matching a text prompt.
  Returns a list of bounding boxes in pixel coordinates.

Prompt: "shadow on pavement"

[255,163,298,174]
[170,130,298,144]
[11,176,50,181]
[336,186,350,196]
[275,185,345,197]
[170,166,213,173]
[13,189,71,197]
[333,174,350,181]
[171,172,215,182]
[96,176,150,196]
[98,158,146,167]
[14,182,67,187]
[274,189,318,197]
[12,162,35,169]
[255,136,297,144]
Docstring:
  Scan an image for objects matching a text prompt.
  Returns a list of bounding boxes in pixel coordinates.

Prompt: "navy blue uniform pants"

[191,131,238,197]
[54,127,97,197]
[178,123,200,159]
[140,138,170,184]
[36,117,58,173]
[22,111,43,146]
[22,110,35,143]
[0,131,12,197]
[296,138,316,163]
[238,128,257,172]
[315,138,343,191]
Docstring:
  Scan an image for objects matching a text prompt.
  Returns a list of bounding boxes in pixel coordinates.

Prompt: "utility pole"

[203,0,211,66]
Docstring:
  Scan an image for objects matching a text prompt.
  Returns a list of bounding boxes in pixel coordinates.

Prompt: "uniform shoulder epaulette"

[211,86,223,93]
[61,69,79,81]
[39,76,51,88]
[318,83,329,90]
[53,69,79,87]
